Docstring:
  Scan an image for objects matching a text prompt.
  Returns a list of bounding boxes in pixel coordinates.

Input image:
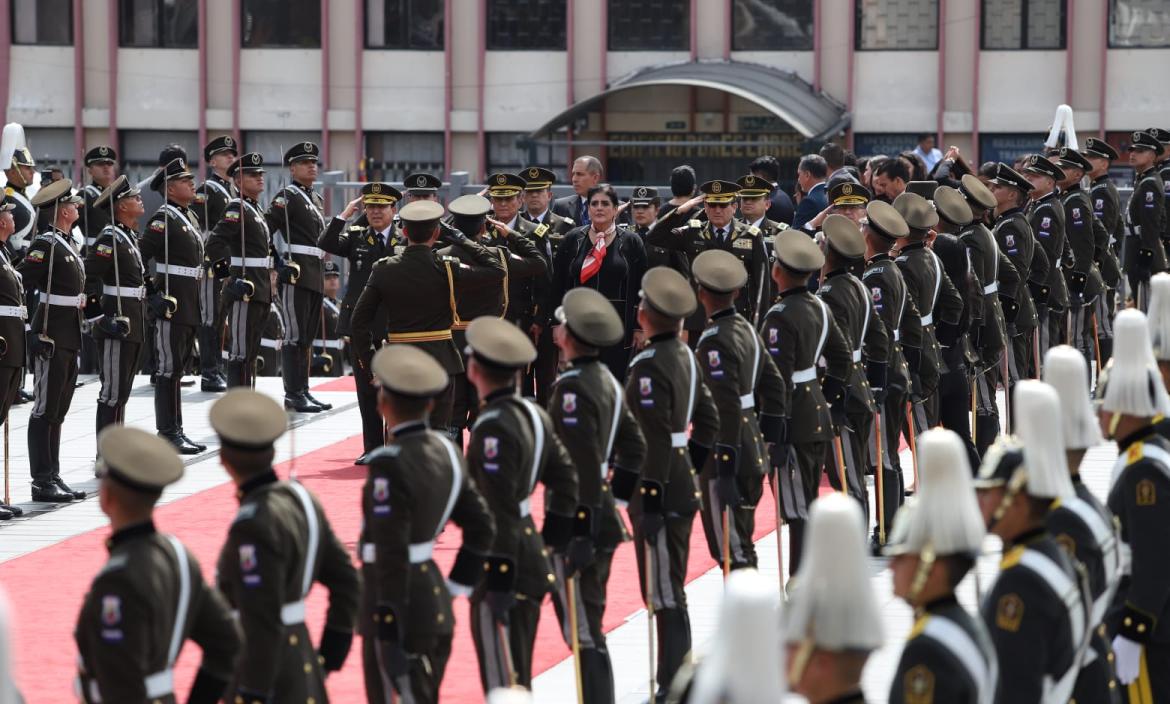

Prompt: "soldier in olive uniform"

[193,134,239,392]
[257,300,283,378]
[646,180,771,333]
[441,194,546,440]
[1152,128,1170,253]
[349,199,507,439]
[630,186,685,273]
[974,394,1091,704]
[462,317,579,692]
[1049,148,1106,369]
[861,200,920,544]
[139,158,206,454]
[1084,138,1123,364]
[763,229,851,571]
[987,163,1042,384]
[84,176,146,436]
[625,267,718,701]
[817,215,888,519]
[19,179,87,502]
[79,146,117,249]
[361,345,496,704]
[0,196,24,519]
[75,427,241,704]
[884,429,997,704]
[321,182,404,461]
[1020,154,1072,354]
[736,173,788,287]
[547,287,647,704]
[310,259,344,377]
[691,249,786,570]
[1125,131,1168,310]
[268,142,330,413]
[205,153,280,389]
[211,389,360,703]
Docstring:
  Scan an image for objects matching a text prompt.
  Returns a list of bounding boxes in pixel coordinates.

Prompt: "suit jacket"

[791,181,828,232]
[552,194,588,223]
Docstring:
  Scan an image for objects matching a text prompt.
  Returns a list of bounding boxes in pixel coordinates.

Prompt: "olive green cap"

[692,249,748,293]
[466,317,537,369]
[933,186,974,226]
[959,174,996,210]
[773,229,825,273]
[864,200,910,240]
[372,345,448,397]
[210,389,287,450]
[31,178,82,208]
[555,288,624,347]
[97,426,184,493]
[893,192,939,230]
[448,194,492,218]
[640,266,697,319]
[398,200,445,223]
[822,214,865,259]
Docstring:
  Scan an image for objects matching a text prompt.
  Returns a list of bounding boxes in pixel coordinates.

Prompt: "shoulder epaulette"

[233,502,258,524]
[862,266,883,279]
[1126,441,1144,466]
[472,408,502,430]
[562,217,575,226]
[629,348,656,367]
[747,225,760,236]
[698,326,719,343]
[687,219,702,229]
[365,445,402,463]
[555,368,582,383]
[534,223,549,238]
[1000,544,1026,569]
[98,553,129,575]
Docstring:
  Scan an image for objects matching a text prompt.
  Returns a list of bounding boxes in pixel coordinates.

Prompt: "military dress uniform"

[349,200,507,435]
[84,177,147,435]
[360,346,496,704]
[988,164,1042,383]
[625,267,719,699]
[0,199,25,519]
[193,135,240,390]
[1022,155,1072,353]
[18,180,86,502]
[5,149,36,255]
[461,318,579,692]
[210,390,360,704]
[521,167,576,255]
[691,250,786,571]
[257,303,283,377]
[75,428,240,704]
[318,183,405,454]
[1125,131,1168,309]
[630,186,687,274]
[736,173,789,282]
[205,153,278,388]
[139,159,207,454]
[269,142,329,412]
[79,146,116,250]
[1085,138,1124,363]
[546,288,647,704]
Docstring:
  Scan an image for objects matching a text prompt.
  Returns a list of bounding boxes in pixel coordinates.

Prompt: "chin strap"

[908,543,936,606]
[988,467,1028,533]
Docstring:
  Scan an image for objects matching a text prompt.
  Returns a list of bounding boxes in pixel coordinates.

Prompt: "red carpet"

[311,376,357,392]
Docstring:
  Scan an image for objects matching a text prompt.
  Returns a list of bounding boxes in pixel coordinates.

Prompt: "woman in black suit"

[551,183,647,379]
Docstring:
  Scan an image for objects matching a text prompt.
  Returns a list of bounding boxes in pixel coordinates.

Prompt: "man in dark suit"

[791,154,829,232]
[749,155,795,225]
[551,156,603,226]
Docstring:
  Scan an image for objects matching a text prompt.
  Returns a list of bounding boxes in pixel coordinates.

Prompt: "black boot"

[580,648,616,704]
[172,378,206,452]
[283,345,321,413]
[226,360,247,388]
[198,326,225,391]
[302,346,332,410]
[655,608,691,702]
[48,423,84,499]
[156,378,201,454]
[0,502,22,517]
[29,417,71,502]
[95,403,118,437]
[788,519,805,575]
[52,473,86,500]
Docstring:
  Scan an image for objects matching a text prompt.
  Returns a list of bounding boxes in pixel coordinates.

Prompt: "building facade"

[4,0,1169,187]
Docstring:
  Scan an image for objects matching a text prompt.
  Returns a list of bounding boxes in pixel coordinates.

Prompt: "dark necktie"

[579,199,590,226]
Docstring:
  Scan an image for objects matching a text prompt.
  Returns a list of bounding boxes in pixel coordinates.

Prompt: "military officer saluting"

[206,153,279,388]
[884,429,997,704]
[211,389,360,703]
[1083,138,1123,363]
[762,230,851,572]
[349,199,506,438]
[139,157,206,454]
[547,287,647,704]
[1126,130,1168,309]
[75,427,241,704]
[79,145,118,250]
[625,267,718,700]
[321,182,404,461]
[361,345,496,703]
[84,176,147,436]
[691,249,786,570]
[462,317,578,692]
[19,179,87,503]
[268,142,331,413]
[193,134,239,392]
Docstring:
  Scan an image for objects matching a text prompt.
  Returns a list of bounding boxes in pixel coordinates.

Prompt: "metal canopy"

[527,59,850,142]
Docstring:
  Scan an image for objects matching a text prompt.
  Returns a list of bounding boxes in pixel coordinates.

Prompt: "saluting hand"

[340,197,362,220]
[677,195,705,215]
[486,217,510,238]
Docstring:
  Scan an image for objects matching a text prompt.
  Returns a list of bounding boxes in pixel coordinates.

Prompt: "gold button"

[420,564,428,573]
[235,697,245,704]
[318,655,324,665]
[817,426,822,432]
[694,491,701,498]
[308,698,316,704]
[434,586,441,595]
[384,614,393,623]
[1125,617,1133,626]
[1110,680,1117,689]
[721,454,729,461]
[1108,652,1115,662]
[437,613,446,623]
[1138,624,1147,633]
[500,564,509,573]
[577,511,586,519]
[524,527,533,536]
[289,634,298,646]
[650,488,658,496]
[483,562,491,571]
[304,663,312,673]
[677,448,684,454]
[547,573,556,583]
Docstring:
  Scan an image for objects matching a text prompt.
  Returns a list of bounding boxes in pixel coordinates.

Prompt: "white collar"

[528,208,549,222]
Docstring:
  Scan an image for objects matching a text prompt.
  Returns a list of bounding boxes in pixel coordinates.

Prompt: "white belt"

[231,256,273,268]
[360,542,375,564]
[791,367,817,384]
[39,293,83,307]
[0,305,26,318]
[920,313,934,326]
[280,600,306,625]
[143,669,173,699]
[288,244,324,258]
[313,339,343,349]
[157,263,202,278]
[739,393,754,410]
[519,498,531,517]
[409,541,434,563]
[893,329,900,342]
[260,338,281,349]
[103,285,144,299]
[852,349,862,363]
[670,432,688,448]
[983,281,999,294]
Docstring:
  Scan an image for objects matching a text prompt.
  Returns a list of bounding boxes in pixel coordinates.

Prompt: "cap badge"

[1029,155,1039,165]
[496,175,506,185]
[529,167,539,178]
[1135,131,1144,141]
[843,184,853,195]
[416,176,427,187]
[636,187,647,197]
[303,142,313,152]
[225,137,234,147]
[99,146,109,156]
[250,153,260,165]
[712,182,722,193]
[371,183,382,193]
[744,176,755,186]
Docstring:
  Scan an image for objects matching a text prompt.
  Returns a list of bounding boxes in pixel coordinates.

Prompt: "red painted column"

[231,0,241,146]
[320,0,330,165]
[936,0,946,147]
[971,0,980,157]
[197,0,207,151]
[443,0,452,177]
[354,0,364,178]
[107,0,118,151]
[72,0,83,179]
[0,0,11,123]
[476,0,486,179]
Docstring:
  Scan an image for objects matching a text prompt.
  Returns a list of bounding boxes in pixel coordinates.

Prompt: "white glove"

[1112,634,1143,685]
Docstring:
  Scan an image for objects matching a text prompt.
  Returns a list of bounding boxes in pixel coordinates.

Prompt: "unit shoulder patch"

[1138,478,1157,506]
[995,593,1024,632]
[903,664,935,704]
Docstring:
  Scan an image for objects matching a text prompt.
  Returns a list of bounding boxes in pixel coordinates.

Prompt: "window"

[608,0,689,51]
[365,132,445,182]
[120,0,198,48]
[487,0,566,50]
[733,0,814,51]
[366,0,443,50]
[1110,0,1170,48]
[982,0,1064,49]
[242,0,320,48]
[979,133,1046,165]
[857,0,938,50]
[120,130,200,166]
[12,0,72,45]
[487,132,566,180]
